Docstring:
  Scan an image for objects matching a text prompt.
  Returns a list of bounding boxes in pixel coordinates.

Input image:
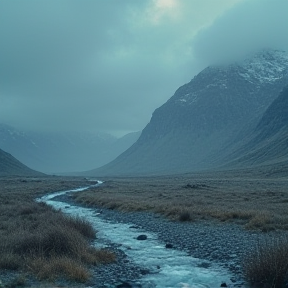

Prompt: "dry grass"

[73,169,288,231]
[28,257,91,282]
[0,176,115,285]
[243,236,288,287]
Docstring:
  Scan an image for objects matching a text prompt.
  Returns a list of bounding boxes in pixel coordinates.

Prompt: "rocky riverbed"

[51,192,286,288]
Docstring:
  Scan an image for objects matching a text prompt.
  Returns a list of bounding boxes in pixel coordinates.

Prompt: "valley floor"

[0,165,287,287]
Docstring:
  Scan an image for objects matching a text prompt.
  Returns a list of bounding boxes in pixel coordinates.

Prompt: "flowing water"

[37,182,237,288]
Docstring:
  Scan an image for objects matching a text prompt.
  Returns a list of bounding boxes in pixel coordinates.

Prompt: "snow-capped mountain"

[0,148,42,176]
[91,49,288,176]
[0,124,140,173]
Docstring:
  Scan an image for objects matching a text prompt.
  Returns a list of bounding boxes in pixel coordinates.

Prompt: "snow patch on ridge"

[175,49,288,106]
[178,93,199,105]
[240,49,288,83]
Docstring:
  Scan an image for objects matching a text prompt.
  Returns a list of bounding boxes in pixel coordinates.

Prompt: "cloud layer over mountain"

[0,0,287,136]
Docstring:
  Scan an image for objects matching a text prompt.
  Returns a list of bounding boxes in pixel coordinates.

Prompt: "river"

[37,181,244,288]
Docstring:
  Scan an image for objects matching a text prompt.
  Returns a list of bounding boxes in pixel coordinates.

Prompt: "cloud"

[1,0,259,135]
[192,0,288,66]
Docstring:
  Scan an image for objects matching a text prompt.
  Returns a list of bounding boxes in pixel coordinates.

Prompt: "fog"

[193,0,288,66]
[0,0,287,137]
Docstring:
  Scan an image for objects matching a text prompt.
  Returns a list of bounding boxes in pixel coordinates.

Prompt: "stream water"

[37,182,237,288]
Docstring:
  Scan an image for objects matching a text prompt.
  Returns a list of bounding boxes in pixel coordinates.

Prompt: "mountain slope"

[0,148,43,176]
[225,85,288,167]
[90,49,288,176]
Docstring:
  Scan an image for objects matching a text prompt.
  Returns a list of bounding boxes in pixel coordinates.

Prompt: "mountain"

[107,131,141,158]
[0,125,140,173]
[224,84,288,167]
[0,148,42,176]
[90,49,288,176]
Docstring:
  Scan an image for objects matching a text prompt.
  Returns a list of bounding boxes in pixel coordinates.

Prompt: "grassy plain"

[0,176,115,287]
[74,167,288,232]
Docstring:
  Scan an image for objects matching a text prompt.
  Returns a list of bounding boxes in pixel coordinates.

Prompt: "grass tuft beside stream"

[243,236,288,288]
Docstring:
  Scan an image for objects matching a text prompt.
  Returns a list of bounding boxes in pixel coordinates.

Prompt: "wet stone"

[197,261,211,269]
[130,225,140,229]
[140,269,150,275]
[136,234,147,240]
[165,243,173,248]
[116,282,133,288]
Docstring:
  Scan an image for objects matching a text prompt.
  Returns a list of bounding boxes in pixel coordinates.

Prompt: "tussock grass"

[0,252,22,270]
[178,211,192,222]
[73,171,288,231]
[243,236,288,287]
[0,176,115,284]
[28,257,90,282]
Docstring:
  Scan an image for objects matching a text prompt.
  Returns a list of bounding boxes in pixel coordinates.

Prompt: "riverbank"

[55,190,288,288]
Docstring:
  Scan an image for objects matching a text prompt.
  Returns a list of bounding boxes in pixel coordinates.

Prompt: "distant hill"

[0,148,43,176]
[0,125,140,174]
[89,49,288,176]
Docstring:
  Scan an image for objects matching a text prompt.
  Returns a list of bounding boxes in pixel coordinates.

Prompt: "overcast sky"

[1,0,287,137]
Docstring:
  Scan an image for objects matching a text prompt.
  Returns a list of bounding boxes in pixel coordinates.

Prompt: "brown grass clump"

[243,236,288,288]
[0,176,115,285]
[28,257,91,282]
[0,251,22,270]
[62,215,96,239]
[245,212,273,231]
[83,248,116,265]
[178,211,192,222]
